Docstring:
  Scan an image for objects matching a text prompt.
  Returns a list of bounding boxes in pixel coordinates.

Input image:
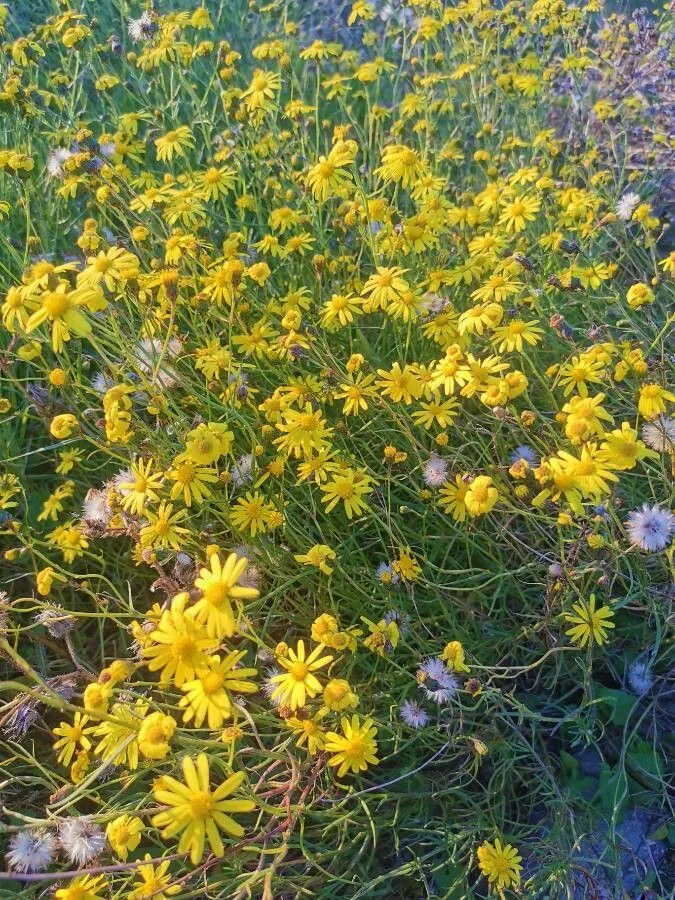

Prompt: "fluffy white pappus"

[128,11,156,43]
[111,469,133,496]
[239,564,261,589]
[91,372,115,394]
[6,829,56,873]
[616,191,640,221]
[628,660,654,695]
[57,817,107,866]
[399,699,430,729]
[82,488,110,524]
[46,148,73,179]
[625,503,675,552]
[230,453,254,487]
[423,454,449,487]
[262,668,282,704]
[135,338,182,389]
[641,416,675,453]
[418,657,459,705]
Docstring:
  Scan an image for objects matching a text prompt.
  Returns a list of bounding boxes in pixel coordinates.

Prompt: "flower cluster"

[0,0,672,896]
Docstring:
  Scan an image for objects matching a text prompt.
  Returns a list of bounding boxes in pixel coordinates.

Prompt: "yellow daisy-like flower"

[138,711,176,760]
[320,467,375,519]
[154,125,195,162]
[464,475,499,517]
[106,814,144,861]
[152,754,255,865]
[143,592,218,686]
[269,639,333,709]
[192,552,260,639]
[54,875,107,900]
[563,594,615,648]
[325,715,379,777]
[52,712,94,767]
[129,854,181,900]
[179,650,258,729]
[241,69,281,114]
[476,838,522,891]
[294,543,336,575]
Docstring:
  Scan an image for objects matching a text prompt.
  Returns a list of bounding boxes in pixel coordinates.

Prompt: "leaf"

[560,750,578,782]
[598,763,629,816]
[594,684,638,727]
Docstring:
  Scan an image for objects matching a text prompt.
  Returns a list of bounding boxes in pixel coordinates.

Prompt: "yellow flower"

[179,650,257,728]
[491,318,544,353]
[119,457,163,516]
[288,714,327,754]
[25,283,91,352]
[36,566,65,596]
[274,403,333,458]
[464,476,498,517]
[241,69,281,114]
[192,552,260,639]
[130,854,181,900]
[140,501,189,550]
[320,467,375,519]
[498,193,540,232]
[476,838,522,891]
[563,594,615,648]
[311,613,339,644]
[152,754,255,865]
[626,282,654,309]
[70,749,90,784]
[392,547,421,582]
[154,125,195,162]
[52,713,93,766]
[325,715,379,777]
[362,617,399,656]
[138,711,176,760]
[438,475,470,522]
[106,814,143,861]
[93,701,146,770]
[184,422,233,464]
[598,422,657,470]
[442,640,470,673]
[143,593,218,686]
[638,383,675,420]
[295,543,336,575]
[269,639,333,709]
[49,413,78,439]
[230,490,274,536]
[83,682,112,716]
[322,678,359,712]
[306,141,356,202]
[167,457,218,507]
[55,875,107,900]
[375,144,427,188]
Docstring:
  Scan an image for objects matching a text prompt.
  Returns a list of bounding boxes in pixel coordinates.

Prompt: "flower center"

[204,582,228,607]
[172,635,196,660]
[346,736,364,757]
[43,291,70,318]
[189,790,214,819]
[202,671,224,694]
[290,662,309,681]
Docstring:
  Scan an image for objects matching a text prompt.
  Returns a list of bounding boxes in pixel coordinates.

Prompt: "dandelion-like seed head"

[628,660,654,695]
[626,503,675,552]
[399,699,429,729]
[6,829,56,873]
[641,416,675,453]
[57,817,106,866]
[423,454,449,487]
